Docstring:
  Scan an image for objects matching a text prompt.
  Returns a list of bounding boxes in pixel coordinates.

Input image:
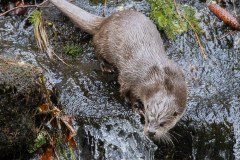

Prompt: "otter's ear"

[173,111,178,117]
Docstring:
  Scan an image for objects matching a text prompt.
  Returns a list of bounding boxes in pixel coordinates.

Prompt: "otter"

[49,0,187,140]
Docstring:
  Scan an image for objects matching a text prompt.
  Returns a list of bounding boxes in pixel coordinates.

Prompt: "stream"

[0,0,239,159]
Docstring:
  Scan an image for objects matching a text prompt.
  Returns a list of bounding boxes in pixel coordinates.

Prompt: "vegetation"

[29,10,54,58]
[29,131,48,153]
[64,44,83,58]
[148,0,203,39]
[29,10,68,64]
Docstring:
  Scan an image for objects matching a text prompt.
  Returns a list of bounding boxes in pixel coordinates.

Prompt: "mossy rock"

[148,0,202,39]
[0,58,45,159]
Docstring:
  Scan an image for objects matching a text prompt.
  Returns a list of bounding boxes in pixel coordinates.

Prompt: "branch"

[0,0,49,17]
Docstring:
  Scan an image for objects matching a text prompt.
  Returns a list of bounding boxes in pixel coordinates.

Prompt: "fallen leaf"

[39,103,49,113]
[66,131,77,149]
[14,1,28,15]
[41,144,54,160]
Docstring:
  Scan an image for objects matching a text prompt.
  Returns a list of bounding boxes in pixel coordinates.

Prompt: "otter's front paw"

[132,101,145,117]
[100,61,115,73]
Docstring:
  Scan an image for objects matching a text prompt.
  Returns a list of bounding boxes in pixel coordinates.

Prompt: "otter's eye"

[159,122,166,127]
[173,112,178,117]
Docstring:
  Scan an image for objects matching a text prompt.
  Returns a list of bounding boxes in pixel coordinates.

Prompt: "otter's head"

[143,84,187,141]
[136,64,187,141]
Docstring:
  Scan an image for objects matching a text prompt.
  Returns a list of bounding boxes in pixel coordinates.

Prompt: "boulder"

[0,58,45,159]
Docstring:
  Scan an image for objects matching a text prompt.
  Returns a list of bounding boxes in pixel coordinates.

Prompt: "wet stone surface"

[0,0,239,159]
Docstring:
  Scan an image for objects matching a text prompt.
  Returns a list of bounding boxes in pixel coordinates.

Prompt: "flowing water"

[0,0,239,159]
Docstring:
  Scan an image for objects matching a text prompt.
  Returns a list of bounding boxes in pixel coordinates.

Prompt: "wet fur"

[50,0,187,139]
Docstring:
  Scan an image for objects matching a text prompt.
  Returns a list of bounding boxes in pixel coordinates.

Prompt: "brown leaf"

[14,1,28,15]
[66,131,77,149]
[41,144,54,160]
[39,103,49,113]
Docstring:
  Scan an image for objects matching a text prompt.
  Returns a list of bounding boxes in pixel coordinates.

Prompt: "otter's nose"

[147,129,156,137]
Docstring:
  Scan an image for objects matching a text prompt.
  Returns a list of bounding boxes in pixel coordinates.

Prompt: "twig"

[173,0,207,59]
[0,0,49,17]
[233,0,236,16]
[184,16,207,59]
[102,0,107,17]
[52,49,70,66]
[218,30,237,40]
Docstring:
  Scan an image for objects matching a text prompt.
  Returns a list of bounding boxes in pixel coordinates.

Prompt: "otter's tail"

[49,0,104,35]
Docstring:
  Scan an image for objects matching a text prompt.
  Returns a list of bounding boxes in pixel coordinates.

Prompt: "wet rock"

[76,117,157,159]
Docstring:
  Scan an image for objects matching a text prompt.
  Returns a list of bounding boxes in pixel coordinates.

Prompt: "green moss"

[148,0,202,39]
[64,44,83,58]
[181,5,203,34]
[29,10,42,26]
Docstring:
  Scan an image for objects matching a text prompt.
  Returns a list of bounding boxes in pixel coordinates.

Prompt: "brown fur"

[50,0,187,140]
